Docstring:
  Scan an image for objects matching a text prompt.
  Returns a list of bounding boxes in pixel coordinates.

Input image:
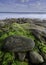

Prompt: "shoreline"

[0,13,46,20]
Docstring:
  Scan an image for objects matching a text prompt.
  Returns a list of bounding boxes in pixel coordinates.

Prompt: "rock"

[33,22,46,27]
[17,53,26,61]
[31,29,43,41]
[29,51,44,64]
[0,21,5,27]
[3,35,35,52]
[41,53,46,60]
[31,29,46,42]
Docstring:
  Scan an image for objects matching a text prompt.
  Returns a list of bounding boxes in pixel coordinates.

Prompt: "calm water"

[0,12,46,20]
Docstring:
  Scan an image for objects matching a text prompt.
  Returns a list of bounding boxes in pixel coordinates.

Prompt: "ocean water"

[0,12,46,20]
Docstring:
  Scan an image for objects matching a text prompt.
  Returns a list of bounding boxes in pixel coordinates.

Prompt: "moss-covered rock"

[0,19,46,65]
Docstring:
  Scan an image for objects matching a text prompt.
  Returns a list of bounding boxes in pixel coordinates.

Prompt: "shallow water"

[0,13,46,20]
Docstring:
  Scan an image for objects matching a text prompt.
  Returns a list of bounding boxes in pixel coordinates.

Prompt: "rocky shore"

[0,18,46,65]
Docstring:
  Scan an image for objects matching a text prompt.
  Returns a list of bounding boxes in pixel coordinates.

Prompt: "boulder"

[29,51,44,64]
[3,35,35,52]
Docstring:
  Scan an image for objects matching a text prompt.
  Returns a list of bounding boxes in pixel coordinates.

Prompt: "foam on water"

[0,13,46,20]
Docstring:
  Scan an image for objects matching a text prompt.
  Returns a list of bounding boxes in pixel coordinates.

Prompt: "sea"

[0,12,46,20]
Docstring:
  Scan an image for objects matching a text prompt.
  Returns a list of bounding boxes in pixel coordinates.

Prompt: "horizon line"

[0,12,46,14]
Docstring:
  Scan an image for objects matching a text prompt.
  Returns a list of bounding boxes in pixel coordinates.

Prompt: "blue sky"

[0,0,46,12]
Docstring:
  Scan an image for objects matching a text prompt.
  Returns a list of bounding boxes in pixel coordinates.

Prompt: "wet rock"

[3,35,35,52]
[29,51,44,64]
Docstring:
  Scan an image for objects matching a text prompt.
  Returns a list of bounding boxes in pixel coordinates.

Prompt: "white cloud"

[28,2,46,12]
[36,1,41,6]
[0,0,46,12]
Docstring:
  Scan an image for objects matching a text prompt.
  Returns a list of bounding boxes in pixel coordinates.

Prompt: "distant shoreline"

[0,12,46,14]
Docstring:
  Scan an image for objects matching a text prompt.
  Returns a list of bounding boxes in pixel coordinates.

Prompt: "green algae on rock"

[0,19,46,65]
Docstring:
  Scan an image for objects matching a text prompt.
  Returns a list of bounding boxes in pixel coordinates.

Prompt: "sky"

[0,0,46,12]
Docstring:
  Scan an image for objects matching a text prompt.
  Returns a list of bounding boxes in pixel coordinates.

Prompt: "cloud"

[0,0,46,12]
[27,1,46,12]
